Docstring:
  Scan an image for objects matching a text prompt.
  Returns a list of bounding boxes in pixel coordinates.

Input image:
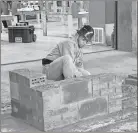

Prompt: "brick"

[124,78,137,86]
[10,82,19,100]
[78,97,108,119]
[61,79,92,104]
[122,97,137,109]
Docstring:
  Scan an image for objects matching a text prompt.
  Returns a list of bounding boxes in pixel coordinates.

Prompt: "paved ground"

[1,23,137,132]
[1,26,113,65]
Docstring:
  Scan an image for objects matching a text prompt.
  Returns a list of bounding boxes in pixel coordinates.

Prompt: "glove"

[74,70,83,78]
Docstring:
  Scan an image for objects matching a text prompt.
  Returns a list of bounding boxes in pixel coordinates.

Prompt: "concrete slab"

[1,22,137,132]
[1,108,137,132]
[1,22,113,65]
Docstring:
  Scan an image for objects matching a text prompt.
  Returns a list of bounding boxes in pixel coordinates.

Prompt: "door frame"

[114,1,118,50]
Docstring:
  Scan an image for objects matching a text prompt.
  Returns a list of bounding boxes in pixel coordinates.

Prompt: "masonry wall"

[9,69,137,131]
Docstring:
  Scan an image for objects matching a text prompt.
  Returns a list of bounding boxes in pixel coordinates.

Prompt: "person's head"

[76,25,94,48]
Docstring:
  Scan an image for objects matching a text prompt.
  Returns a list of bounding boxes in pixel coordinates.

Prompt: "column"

[117,1,132,51]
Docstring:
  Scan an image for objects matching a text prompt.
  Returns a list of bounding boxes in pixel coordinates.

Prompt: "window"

[57,1,62,7]
[57,9,61,12]
[67,1,70,7]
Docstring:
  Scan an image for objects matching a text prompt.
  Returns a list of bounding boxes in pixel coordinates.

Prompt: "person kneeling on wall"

[42,25,94,81]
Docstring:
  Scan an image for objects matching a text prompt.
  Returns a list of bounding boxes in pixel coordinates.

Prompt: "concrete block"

[128,74,137,80]
[92,84,99,90]
[36,98,43,117]
[19,86,32,107]
[108,99,122,113]
[124,78,137,86]
[11,99,20,118]
[35,116,44,131]
[100,88,109,96]
[109,104,122,113]
[122,85,137,98]
[92,76,100,84]
[9,71,17,83]
[61,103,79,125]
[115,85,122,94]
[115,75,125,86]
[42,86,61,109]
[78,97,108,119]
[93,89,101,97]
[44,111,62,131]
[16,74,29,86]
[109,93,122,101]
[10,82,19,100]
[99,74,116,83]
[60,79,92,104]
[99,82,109,89]
[30,76,47,88]
[25,108,33,125]
[122,97,137,109]
[109,82,117,93]
[11,68,47,88]
[26,113,33,126]
[43,103,79,131]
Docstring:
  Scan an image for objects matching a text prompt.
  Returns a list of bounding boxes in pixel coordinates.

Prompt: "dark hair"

[77,25,94,42]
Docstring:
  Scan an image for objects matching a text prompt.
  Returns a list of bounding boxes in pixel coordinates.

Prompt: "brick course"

[9,69,137,131]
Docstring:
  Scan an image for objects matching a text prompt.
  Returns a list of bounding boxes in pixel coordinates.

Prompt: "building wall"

[105,1,115,24]
[89,1,105,28]
[117,1,132,52]
[132,1,137,54]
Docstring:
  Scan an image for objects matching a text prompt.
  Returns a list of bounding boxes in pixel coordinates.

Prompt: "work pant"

[42,55,91,81]
[2,21,8,28]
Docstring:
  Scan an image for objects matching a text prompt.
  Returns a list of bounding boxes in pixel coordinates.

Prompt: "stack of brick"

[9,69,136,131]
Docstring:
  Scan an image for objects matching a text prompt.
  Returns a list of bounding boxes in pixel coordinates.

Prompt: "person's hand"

[75,58,83,68]
[74,70,83,78]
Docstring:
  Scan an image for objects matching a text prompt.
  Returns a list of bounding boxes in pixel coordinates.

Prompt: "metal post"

[43,0,47,36]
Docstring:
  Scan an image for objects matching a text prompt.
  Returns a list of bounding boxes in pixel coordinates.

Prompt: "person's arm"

[62,41,75,61]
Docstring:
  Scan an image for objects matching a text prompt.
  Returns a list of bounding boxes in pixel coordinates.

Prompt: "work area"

[1,0,137,132]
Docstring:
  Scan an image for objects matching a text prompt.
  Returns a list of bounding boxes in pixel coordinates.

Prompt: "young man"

[42,25,94,81]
